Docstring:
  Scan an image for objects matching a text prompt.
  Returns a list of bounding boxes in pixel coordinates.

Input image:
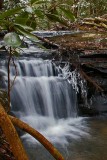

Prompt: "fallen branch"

[82,17,107,30]
[36,35,60,48]
[80,69,103,92]
[0,104,29,160]
[95,17,107,23]
[101,23,107,29]
[35,35,66,51]
[83,17,107,23]
[9,115,64,160]
[82,22,102,27]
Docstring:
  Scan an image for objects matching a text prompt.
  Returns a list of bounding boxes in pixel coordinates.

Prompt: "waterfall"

[3,58,88,145]
[10,59,77,118]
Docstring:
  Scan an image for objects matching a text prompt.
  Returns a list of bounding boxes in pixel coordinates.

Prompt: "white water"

[9,59,89,145]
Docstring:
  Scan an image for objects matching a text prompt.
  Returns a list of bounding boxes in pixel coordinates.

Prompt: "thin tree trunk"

[7,47,12,113]
[73,0,79,18]
[10,115,64,160]
[0,0,3,10]
[0,104,29,160]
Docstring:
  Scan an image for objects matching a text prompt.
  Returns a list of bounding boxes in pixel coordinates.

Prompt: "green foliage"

[0,0,76,46]
[4,32,21,47]
[0,7,23,19]
[0,0,106,52]
[72,0,107,18]
[34,9,44,19]
[14,26,38,42]
[45,13,68,26]
[59,7,75,21]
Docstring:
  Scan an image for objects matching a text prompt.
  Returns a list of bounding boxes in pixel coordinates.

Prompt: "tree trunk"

[0,0,3,10]
[73,0,79,18]
[10,115,64,160]
[0,104,29,160]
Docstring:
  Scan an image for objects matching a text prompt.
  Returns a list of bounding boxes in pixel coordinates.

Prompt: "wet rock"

[89,94,107,113]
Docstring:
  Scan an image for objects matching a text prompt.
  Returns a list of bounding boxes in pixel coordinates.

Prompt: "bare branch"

[80,69,103,92]
[10,57,18,90]
[7,47,12,113]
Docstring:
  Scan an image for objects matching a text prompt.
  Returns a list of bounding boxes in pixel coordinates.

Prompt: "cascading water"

[10,59,77,118]
[0,56,89,159]
[6,58,88,147]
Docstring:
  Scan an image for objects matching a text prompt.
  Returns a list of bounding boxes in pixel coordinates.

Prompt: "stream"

[24,116,107,160]
[0,31,107,160]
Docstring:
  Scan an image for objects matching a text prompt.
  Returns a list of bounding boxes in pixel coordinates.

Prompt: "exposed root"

[0,104,29,160]
[9,115,64,160]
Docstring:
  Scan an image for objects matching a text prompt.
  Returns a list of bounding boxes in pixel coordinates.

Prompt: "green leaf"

[0,7,23,19]
[32,1,47,5]
[15,12,29,25]
[45,13,67,26]
[30,0,40,5]
[15,11,37,30]
[13,51,20,57]
[14,26,38,42]
[4,32,22,47]
[34,9,44,19]
[16,11,29,19]
[26,20,37,30]
[14,23,33,31]
[15,18,28,25]
[59,7,75,21]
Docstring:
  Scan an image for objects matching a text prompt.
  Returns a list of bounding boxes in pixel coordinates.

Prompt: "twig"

[80,69,103,92]
[10,57,18,90]
[7,47,12,113]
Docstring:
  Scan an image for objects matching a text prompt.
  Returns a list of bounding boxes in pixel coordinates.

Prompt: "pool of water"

[67,116,107,160]
[22,116,107,160]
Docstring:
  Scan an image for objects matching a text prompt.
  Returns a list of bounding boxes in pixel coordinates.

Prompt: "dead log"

[83,17,107,23]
